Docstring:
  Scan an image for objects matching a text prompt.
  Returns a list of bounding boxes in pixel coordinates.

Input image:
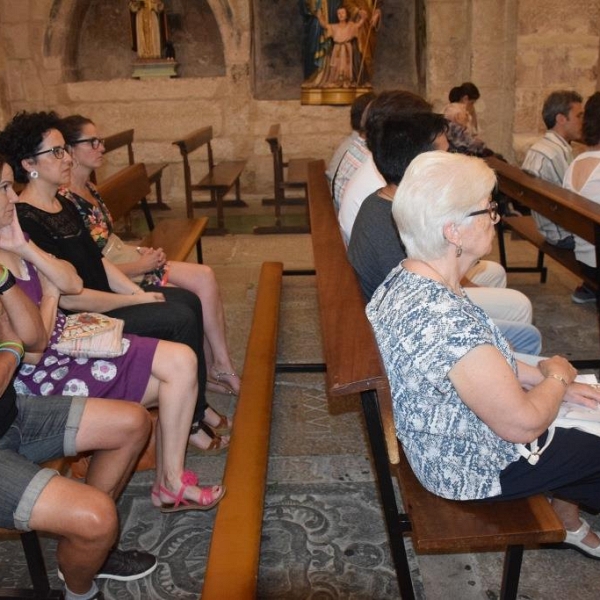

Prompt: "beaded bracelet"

[0,341,25,359]
[0,347,22,366]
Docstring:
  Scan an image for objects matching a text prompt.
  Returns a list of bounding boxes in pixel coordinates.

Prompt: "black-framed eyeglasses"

[70,137,105,150]
[467,201,499,222]
[31,146,68,160]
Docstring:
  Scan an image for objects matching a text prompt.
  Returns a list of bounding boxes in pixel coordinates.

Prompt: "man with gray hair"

[521,90,587,300]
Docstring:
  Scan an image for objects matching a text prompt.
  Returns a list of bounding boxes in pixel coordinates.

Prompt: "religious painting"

[300,0,382,105]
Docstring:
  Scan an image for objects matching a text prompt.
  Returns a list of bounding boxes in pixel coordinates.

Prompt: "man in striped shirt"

[521,90,585,299]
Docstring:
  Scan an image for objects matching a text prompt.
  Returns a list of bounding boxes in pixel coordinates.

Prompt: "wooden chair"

[172,127,247,235]
[254,124,314,235]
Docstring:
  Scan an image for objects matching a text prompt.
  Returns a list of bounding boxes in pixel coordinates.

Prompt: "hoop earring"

[30,170,39,179]
[455,244,463,258]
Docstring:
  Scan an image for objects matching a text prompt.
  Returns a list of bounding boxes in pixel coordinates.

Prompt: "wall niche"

[73,0,225,81]
[251,0,420,100]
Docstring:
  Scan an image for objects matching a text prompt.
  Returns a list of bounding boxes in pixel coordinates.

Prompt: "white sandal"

[563,518,600,559]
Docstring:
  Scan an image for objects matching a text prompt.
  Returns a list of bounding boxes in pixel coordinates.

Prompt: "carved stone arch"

[45,0,88,83]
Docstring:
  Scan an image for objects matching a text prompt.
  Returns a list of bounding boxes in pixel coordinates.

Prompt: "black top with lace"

[16,197,111,292]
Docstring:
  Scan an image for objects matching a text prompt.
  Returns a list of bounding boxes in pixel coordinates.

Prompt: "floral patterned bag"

[54,312,126,359]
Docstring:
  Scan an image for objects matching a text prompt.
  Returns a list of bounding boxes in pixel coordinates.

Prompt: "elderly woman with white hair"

[367,151,600,559]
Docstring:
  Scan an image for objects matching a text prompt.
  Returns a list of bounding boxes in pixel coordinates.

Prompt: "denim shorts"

[0,394,86,531]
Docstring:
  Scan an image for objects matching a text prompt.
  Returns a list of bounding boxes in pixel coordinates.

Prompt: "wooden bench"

[172,127,247,235]
[488,155,600,367]
[254,124,314,235]
[487,155,600,292]
[97,163,208,264]
[0,458,69,599]
[96,128,170,212]
[202,261,283,599]
[304,160,565,600]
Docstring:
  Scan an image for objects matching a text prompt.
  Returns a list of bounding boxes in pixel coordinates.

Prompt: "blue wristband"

[0,346,22,366]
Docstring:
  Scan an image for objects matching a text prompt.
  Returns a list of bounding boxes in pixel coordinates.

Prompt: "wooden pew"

[487,155,600,292]
[487,155,600,367]
[97,128,170,213]
[172,127,247,235]
[202,261,283,599]
[254,124,314,235]
[0,458,70,599]
[98,163,208,264]
[304,160,565,600]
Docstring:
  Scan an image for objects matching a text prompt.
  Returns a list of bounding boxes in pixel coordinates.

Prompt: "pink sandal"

[158,471,226,513]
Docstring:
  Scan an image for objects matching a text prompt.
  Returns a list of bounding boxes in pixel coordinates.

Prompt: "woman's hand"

[537,356,577,387]
[563,382,600,409]
[137,247,166,270]
[0,210,28,255]
[131,291,165,304]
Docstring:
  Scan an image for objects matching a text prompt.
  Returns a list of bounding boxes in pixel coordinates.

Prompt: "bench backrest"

[172,127,215,212]
[487,155,600,245]
[103,129,135,163]
[89,129,135,185]
[306,160,399,463]
[97,163,151,224]
[172,126,214,167]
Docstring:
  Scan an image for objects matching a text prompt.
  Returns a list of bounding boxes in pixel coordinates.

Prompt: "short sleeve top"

[366,265,522,500]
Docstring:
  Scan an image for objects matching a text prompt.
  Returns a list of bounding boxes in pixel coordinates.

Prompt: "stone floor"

[2,223,600,599]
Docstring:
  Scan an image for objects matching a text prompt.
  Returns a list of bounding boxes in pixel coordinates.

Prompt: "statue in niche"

[129,0,164,59]
[301,1,381,90]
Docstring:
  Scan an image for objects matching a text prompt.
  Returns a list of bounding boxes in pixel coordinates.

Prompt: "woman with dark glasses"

[0,111,230,454]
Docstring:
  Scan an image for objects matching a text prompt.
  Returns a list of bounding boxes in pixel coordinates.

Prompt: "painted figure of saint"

[301,1,381,89]
[346,0,382,83]
[129,0,164,59]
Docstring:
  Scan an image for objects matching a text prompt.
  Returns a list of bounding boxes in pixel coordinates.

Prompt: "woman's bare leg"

[552,498,600,547]
[141,340,224,505]
[168,261,240,394]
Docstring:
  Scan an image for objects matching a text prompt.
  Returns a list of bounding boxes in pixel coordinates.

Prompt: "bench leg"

[497,221,508,270]
[0,531,63,599]
[497,221,547,282]
[499,545,524,600]
[196,238,203,264]
[152,178,170,210]
[361,390,415,600]
[140,198,155,231]
[536,251,547,283]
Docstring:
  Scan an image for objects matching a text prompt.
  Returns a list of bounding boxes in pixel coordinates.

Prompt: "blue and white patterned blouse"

[366,265,522,500]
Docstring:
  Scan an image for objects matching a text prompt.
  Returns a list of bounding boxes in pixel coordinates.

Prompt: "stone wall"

[513,0,600,161]
[0,0,598,208]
